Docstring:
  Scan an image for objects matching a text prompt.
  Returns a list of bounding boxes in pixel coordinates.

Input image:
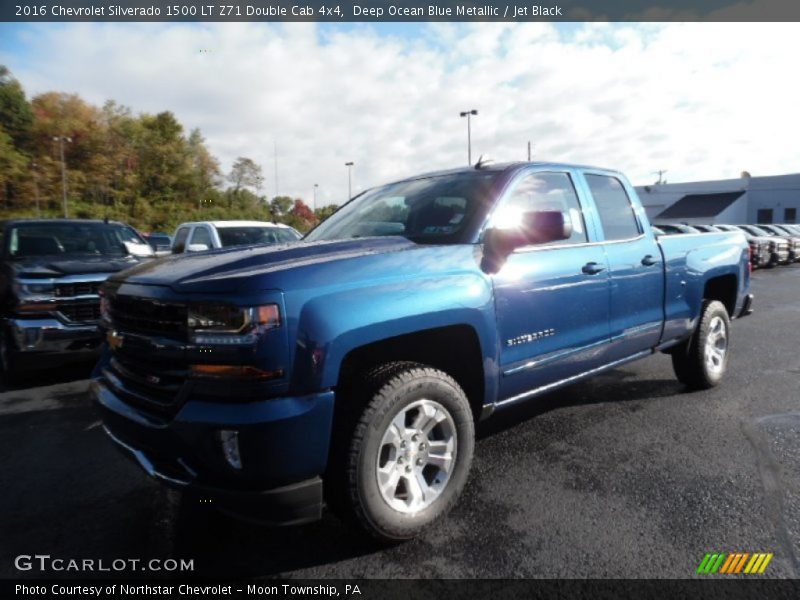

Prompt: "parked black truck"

[0,219,153,381]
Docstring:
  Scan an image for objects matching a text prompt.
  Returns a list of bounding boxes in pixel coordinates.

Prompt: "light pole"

[31,161,41,217]
[345,162,354,200]
[313,183,319,211]
[53,135,72,217]
[459,109,478,165]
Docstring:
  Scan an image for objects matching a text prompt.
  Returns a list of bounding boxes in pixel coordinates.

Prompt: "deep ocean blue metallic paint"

[91,162,752,524]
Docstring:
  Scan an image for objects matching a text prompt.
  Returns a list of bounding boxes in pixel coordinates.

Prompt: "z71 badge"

[506,328,556,347]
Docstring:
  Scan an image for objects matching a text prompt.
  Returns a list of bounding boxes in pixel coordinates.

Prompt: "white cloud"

[2,21,800,204]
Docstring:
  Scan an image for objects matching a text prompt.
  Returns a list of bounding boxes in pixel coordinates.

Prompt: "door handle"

[641,255,659,266]
[582,262,605,275]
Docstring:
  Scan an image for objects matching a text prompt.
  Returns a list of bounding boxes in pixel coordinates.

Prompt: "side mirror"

[481,210,572,274]
[123,241,155,258]
[522,210,573,245]
[186,243,210,253]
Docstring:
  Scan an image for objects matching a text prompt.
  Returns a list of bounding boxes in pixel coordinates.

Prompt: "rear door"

[579,172,664,360]
[491,169,612,405]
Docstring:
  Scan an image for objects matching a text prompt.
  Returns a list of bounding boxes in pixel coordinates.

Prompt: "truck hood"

[12,255,143,278]
[110,237,423,293]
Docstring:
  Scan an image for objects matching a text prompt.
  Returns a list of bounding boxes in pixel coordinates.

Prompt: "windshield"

[217,226,301,247]
[305,171,500,243]
[8,223,142,258]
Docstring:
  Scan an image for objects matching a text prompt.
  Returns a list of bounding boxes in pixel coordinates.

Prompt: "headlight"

[188,304,280,345]
[13,281,55,297]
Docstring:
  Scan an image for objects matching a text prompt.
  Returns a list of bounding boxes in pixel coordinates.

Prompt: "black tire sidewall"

[0,329,19,382]
[353,373,474,540]
[695,301,731,386]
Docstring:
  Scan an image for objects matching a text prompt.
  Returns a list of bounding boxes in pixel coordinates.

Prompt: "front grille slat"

[56,281,102,297]
[58,303,102,323]
[105,295,190,418]
[109,295,187,339]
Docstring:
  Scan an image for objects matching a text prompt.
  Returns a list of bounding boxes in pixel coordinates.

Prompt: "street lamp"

[313,183,319,211]
[459,109,478,166]
[53,135,72,217]
[31,161,41,217]
[345,162,354,200]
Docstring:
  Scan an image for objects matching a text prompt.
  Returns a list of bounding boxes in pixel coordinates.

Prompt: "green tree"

[314,204,338,223]
[228,157,263,209]
[0,65,34,148]
[0,124,28,208]
[187,128,221,208]
[134,111,191,216]
[269,195,293,220]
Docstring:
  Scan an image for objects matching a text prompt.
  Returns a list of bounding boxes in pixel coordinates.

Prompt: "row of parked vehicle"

[142,220,302,257]
[653,222,800,269]
[0,218,301,382]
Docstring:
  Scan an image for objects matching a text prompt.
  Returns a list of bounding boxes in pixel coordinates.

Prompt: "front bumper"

[91,375,335,525]
[5,317,102,354]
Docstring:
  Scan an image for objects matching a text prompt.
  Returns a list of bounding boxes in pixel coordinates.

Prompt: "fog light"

[219,430,242,470]
[13,325,42,350]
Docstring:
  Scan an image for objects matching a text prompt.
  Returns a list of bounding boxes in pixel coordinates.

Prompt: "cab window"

[489,171,588,245]
[585,174,641,241]
[190,226,212,247]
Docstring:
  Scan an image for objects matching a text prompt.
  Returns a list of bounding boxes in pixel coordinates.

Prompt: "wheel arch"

[703,274,738,317]
[336,325,488,422]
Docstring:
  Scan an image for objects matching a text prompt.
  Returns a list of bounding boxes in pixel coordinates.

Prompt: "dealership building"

[634,172,800,225]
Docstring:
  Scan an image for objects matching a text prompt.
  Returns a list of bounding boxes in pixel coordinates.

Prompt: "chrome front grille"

[56,281,102,297]
[58,303,102,323]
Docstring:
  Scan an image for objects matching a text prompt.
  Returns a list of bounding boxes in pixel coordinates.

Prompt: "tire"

[671,300,731,390]
[327,361,475,541]
[0,330,21,386]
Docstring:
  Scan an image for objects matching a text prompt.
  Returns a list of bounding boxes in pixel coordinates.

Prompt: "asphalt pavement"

[1,265,798,579]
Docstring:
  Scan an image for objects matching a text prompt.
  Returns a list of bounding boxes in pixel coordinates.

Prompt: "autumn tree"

[0,66,309,233]
[284,198,318,231]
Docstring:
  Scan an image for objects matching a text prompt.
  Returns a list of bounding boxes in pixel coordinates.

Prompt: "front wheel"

[0,331,21,386]
[331,362,475,541]
[671,300,731,390]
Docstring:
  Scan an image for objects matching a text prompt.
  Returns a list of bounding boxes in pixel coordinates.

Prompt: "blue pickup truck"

[92,162,753,541]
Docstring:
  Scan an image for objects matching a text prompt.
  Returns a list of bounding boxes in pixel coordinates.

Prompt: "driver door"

[491,170,612,404]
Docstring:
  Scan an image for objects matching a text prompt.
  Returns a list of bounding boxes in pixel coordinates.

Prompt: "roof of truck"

[178,220,295,229]
[395,161,622,183]
[1,218,129,226]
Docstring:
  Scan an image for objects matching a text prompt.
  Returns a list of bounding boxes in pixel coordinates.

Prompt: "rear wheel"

[328,362,475,541]
[671,300,731,390]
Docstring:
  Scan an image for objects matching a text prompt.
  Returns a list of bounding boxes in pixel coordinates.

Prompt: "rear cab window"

[584,174,642,241]
[190,226,213,247]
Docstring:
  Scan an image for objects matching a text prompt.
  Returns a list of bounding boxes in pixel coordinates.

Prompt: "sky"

[1,21,799,206]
